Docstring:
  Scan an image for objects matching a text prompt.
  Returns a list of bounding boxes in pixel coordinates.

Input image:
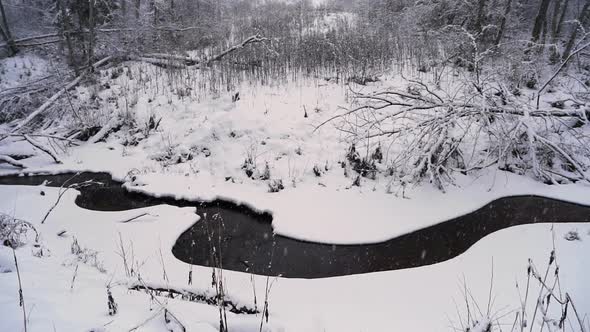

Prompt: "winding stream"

[1,172,588,278]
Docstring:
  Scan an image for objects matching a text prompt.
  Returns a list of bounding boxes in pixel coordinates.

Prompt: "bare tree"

[562,0,590,59]
[495,0,513,45]
[532,0,553,43]
[0,0,17,55]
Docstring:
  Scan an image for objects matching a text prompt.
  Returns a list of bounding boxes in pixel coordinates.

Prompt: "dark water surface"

[1,172,588,278]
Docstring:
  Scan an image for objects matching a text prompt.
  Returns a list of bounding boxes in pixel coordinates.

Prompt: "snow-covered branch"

[322,76,590,190]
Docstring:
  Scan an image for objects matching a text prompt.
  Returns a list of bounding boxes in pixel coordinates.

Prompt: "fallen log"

[133,35,267,68]
[207,34,267,64]
[129,282,259,315]
[127,55,190,69]
[7,56,112,135]
[142,53,200,66]
[86,116,121,144]
[0,155,25,168]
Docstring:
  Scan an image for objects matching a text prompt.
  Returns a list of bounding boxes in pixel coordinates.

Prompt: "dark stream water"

[1,172,588,278]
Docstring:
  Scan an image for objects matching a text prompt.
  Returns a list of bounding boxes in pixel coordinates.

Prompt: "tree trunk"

[88,0,95,66]
[531,0,552,43]
[57,0,77,74]
[555,0,570,37]
[550,0,562,38]
[152,0,158,25]
[495,0,513,45]
[474,0,487,33]
[541,9,549,45]
[562,1,590,60]
[135,0,140,19]
[0,0,17,55]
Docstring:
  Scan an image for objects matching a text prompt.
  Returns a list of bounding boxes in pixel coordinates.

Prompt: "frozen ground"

[1,54,590,331]
[1,58,590,244]
[0,184,589,332]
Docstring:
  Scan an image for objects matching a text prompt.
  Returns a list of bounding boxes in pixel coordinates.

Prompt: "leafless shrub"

[0,213,38,249]
[451,249,588,332]
[318,70,590,191]
[66,237,106,273]
[268,179,285,193]
[107,288,118,316]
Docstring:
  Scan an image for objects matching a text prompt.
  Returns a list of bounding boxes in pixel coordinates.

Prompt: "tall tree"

[495,0,513,45]
[554,0,570,37]
[562,0,590,59]
[474,0,487,34]
[57,0,77,73]
[88,0,95,66]
[531,0,552,43]
[0,0,17,55]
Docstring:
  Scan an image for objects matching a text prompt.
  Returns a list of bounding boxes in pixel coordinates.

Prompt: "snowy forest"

[0,0,590,331]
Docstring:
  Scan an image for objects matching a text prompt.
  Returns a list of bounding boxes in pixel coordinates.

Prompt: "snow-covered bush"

[67,238,106,273]
[260,162,271,181]
[268,179,284,193]
[0,214,38,249]
[312,164,323,177]
[345,144,377,180]
[323,67,590,191]
[107,288,118,316]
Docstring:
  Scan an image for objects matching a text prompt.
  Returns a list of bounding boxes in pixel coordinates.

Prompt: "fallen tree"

[134,34,268,68]
[0,154,25,168]
[129,281,259,315]
[0,34,269,168]
[5,56,113,136]
[3,34,267,138]
[318,74,590,191]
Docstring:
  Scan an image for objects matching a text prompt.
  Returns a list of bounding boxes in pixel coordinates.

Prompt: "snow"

[1,54,589,331]
[0,54,50,91]
[1,60,590,244]
[0,184,588,331]
[3,139,590,245]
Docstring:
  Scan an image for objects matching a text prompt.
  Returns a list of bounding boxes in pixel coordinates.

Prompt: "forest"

[0,0,589,331]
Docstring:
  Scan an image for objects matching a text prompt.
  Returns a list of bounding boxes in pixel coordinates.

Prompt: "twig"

[12,249,27,332]
[118,213,150,223]
[70,264,79,290]
[136,277,186,331]
[41,176,102,224]
[128,306,164,331]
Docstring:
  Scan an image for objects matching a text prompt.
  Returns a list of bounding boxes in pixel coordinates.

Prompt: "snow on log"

[22,135,62,164]
[9,56,112,134]
[0,155,25,168]
[207,34,267,64]
[86,116,120,144]
[132,35,267,68]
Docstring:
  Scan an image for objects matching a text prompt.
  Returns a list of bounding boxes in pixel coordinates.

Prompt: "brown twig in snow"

[12,249,27,332]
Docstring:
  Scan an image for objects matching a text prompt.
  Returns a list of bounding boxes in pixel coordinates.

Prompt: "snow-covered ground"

[0,184,588,331]
[1,53,590,331]
[1,58,590,244]
[0,54,50,91]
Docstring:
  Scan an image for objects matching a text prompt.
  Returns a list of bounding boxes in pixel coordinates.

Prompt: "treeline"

[0,0,589,84]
